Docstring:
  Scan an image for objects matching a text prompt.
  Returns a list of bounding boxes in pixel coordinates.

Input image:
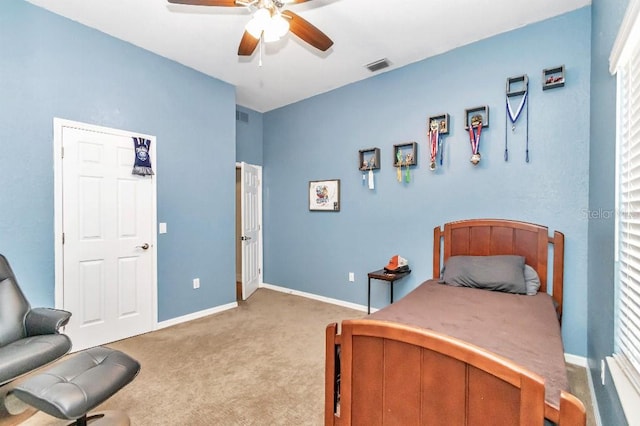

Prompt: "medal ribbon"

[506,92,527,124]
[429,129,438,166]
[468,123,482,155]
[504,80,529,162]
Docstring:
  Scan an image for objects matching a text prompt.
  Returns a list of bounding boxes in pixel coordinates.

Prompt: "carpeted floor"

[15,288,596,425]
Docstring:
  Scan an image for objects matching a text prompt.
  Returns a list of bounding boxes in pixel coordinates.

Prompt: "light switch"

[159,223,167,234]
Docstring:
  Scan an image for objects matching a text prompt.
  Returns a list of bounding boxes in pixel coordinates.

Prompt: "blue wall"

[0,0,237,321]
[1,0,632,421]
[588,0,628,424]
[263,8,592,357]
[236,105,264,166]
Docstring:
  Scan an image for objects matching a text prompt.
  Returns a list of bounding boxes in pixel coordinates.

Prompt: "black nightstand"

[367,269,411,314]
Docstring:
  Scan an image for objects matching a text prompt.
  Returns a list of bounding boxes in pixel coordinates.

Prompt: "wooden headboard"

[433,219,565,319]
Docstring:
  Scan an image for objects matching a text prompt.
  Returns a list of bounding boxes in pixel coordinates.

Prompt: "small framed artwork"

[309,179,340,211]
[543,65,565,90]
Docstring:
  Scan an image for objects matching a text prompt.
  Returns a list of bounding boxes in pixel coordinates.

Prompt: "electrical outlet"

[601,359,606,385]
[193,278,200,289]
[349,272,355,282]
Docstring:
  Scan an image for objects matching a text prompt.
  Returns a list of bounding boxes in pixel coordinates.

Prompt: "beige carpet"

[13,288,595,425]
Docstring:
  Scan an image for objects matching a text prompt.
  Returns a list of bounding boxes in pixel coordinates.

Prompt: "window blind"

[615,27,640,396]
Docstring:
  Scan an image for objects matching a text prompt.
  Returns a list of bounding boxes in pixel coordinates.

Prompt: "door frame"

[236,162,263,298]
[53,118,158,331]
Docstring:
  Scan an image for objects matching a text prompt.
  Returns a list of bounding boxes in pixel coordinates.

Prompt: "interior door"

[60,125,155,352]
[241,162,261,300]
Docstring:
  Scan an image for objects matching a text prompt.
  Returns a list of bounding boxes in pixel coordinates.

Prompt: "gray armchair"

[0,254,72,386]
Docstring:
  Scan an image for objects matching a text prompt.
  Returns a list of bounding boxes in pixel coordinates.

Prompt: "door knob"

[137,243,150,250]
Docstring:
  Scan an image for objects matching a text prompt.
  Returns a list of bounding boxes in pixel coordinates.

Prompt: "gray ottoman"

[12,346,140,425]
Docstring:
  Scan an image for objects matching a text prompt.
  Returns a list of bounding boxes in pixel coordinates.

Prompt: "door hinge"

[61,146,64,159]
[62,233,65,244]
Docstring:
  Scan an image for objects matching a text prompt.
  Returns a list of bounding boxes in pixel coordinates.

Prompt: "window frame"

[610,1,640,424]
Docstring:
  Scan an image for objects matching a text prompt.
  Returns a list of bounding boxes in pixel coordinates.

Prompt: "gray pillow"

[440,255,526,294]
[524,264,541,295]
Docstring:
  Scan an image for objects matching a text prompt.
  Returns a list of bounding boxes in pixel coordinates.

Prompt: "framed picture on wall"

[309,179,340,212]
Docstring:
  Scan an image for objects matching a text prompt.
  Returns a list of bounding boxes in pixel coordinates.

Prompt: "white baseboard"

[260,282,370,313]
[156,301,238,330]
[565,353,588,367]
[553,354,604,425]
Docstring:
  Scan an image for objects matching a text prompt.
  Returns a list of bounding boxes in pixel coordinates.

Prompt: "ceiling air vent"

[236,110,249,123]
[365,58,391,72]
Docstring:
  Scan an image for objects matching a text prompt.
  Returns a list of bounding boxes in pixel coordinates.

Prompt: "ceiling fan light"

[270,14,290,38]
[246,20,263,39]
[246,8,271,39]
[263,29,281,43]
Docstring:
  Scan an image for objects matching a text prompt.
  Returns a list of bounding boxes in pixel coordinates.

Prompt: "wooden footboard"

[325,320,585,426]
[325,322,340,425]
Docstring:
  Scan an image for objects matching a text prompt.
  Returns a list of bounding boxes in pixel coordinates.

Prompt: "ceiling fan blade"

[167,0,238,6]
[281,0,313,3]
[283,10,333,52]
[238,31,260,56]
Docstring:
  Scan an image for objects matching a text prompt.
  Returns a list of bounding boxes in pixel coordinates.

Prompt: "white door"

[59,123,156,352]
[241,162,261,300]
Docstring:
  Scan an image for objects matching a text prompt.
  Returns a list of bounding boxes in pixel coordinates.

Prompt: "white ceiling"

[27,0,590,113]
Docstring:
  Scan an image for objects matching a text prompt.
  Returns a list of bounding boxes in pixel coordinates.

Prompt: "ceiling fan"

[167,0,334,57]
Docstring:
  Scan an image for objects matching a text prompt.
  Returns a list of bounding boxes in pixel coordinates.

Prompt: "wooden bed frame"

[325,219,583,425]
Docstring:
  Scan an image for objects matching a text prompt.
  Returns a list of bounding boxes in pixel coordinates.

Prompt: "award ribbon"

[429,123,439,171]
[396,151,402,182]
[405,153,413,183]
[506,91,527,126]
[468,116,482,165]
[505,76,529,162]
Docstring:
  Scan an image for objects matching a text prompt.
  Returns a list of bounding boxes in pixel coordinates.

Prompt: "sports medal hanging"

[361,155,375,189]
[394,144,416,183]
[367,156,375,190]
[405,153,412,183]
[505,75,529,162]
[468,114,483,165]
[428,119,439,171]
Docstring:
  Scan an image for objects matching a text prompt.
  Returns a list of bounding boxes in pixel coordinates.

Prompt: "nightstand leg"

[368,277,371,314]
